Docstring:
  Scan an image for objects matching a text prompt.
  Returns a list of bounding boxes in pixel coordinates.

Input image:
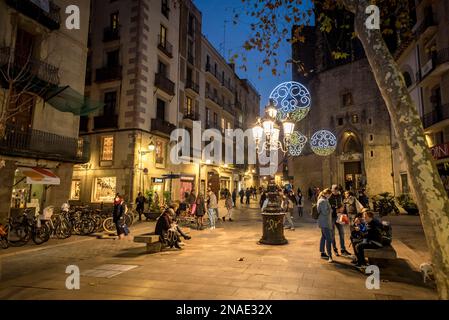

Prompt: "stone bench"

[133,233,162,253]
[365,245,397,261]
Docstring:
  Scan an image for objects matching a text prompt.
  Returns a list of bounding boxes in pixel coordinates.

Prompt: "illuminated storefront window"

[70,180,81,200]
[94,177,116,202]
[155,140,165,166]
[101,136,114,161]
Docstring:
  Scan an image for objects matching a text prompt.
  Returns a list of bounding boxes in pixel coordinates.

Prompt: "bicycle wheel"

[8,224,30,245]
[124,213,132,227]
[78,218,95,236]
[56,219,72,239]
[32,224,50,245]
[103,217,116,234]
[93,214,103,232]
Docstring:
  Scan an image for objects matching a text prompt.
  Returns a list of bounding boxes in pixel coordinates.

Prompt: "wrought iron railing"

[95,66,122,82]
[151,118,176,136]
[185,78,199,93]
[422,104,449,128]
[155,72,175,96]
[205,90,222,106]
[0,124,90,163]
[103,26,120,42]
[94,115,118,130]
[6,0,61,30]
[183,110,199,121]
[0,47,60,85]
[158,35,173,58]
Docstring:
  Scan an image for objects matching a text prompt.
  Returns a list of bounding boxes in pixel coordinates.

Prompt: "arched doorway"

[342,132,364,191]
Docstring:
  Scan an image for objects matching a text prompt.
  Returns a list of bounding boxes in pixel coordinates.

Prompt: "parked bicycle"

[6,208,50,246]
[102,204,136,234]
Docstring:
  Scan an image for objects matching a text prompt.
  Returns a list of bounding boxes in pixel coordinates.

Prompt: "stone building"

[73,0,261,204]
[0,0,91,220]
[290,22,395,196]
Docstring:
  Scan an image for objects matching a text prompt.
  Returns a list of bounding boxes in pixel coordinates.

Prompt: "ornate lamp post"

[253,101,295,245]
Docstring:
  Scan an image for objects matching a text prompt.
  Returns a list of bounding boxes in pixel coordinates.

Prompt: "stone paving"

[0,200,438,300]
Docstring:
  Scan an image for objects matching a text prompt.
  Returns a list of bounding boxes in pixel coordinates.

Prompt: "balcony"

[205,122,222,131]
[6,0,61,31]
[183,110,200,121]
[205,63,220,82]
[151,118,176,137]
[223,102,234,115]
[185,78,199,94]
[0,124,90,164]
[155,73,175,96]
[221,78,234,94]
[103,26,120,42]
[79,116,89,132]
[158,35,173,58]
[422,105,449,130]
[95,66,122,83]
[417,48,449,87]
[205,90,222,107]
[94,115,118,130]
[0,47,60,89]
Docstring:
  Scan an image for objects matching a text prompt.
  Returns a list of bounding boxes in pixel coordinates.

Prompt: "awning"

[44,86,104,116]
[18,167,60,185]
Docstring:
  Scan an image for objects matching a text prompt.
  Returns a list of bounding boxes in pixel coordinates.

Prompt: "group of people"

[316,185,385,268]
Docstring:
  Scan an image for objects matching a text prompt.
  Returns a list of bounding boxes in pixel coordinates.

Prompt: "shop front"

[179,175,195,201]
[150,177,165,195]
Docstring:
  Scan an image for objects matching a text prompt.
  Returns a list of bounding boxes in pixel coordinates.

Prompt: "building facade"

[73,0,260,205]
[0,0,91,220]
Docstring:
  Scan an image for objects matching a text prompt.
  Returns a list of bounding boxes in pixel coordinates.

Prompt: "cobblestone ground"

[0,200,438,300]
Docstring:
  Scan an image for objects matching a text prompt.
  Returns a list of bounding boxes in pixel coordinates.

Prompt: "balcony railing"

[6,0,61,30]
[103,26,120,42]
[185,78,199,93]
[205,63,220,81]
[79,116,89,132]
[95,66,122,82]
[183,110,199,121]
[0,124,90,163]
[151,118,176,136]
[222,78,234,93]
[223,102,234,115]
[0,47,60,86]
[94,115,118,130]
[206,122,222,131]
[158,35,173,58]
[155,73,175,96]
[205,90,222,107]
[422,104,449,128]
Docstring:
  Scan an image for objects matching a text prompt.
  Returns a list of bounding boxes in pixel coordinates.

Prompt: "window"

[107,50,120,67]
[186,96,193,114]
[101,136,114,161]
[403,72,412,88]
[156,99,165,120]
[227,121,231,129]
[369,134,374,142]
[160,25,167,47]
[213,112,218,126]
[368,118,373,125]
[206,108,210,125]
[186,67,193,82]
[351,114,359,124]
[103,91,117,115]
[370,150,374,157]
[161,0,169,18]
[158,61,167,76]
[188,13,195,36]
[110,12,119,30]
[155,140,165,166]
[206,55,210,68]
[70,180,81,200]
[401,173,409,194]
[94,177,116,202]
[337,117,344,126]
[342,92,353,107]
[221,118,225,131]
[188,39,194,61]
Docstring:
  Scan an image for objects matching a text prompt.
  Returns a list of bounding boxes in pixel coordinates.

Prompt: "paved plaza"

[0,201,438,300]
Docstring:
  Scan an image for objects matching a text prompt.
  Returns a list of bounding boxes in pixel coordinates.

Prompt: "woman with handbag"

[195,193,206,230]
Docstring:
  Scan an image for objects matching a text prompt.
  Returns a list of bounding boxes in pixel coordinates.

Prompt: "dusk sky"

[195,0,300,114]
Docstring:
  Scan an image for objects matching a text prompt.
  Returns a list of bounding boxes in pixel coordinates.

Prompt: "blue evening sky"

[195,0,313,114]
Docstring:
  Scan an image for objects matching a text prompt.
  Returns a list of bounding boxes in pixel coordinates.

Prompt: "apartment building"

[0,0,90,220]
[73,0,180,204]
[73,0,261,204]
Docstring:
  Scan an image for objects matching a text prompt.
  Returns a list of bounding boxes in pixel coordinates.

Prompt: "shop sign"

[431,142,449,160]
[152,178,164,183]
[180,176,195,181]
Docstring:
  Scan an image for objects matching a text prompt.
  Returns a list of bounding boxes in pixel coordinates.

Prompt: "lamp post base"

[259,212,288,245]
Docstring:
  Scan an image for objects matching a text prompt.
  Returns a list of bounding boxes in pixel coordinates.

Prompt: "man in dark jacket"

[328,185,351,256]
[113,195,126,239]
[245,188,251,205]
[239,189,245,204]
[155,209,181,249]
[353,210,383,267]
[232,189,237,207]
[135,192,145,221]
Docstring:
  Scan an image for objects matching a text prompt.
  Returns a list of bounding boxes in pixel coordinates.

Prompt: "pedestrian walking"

[135,192,146,221]
[245,188,251,205]
[225,193,233,221]
[239,189,245,204]
[308,187,313,201]
[195,193,206,230]
[207,189,218,229]
[113,194,126,240]
[296,189,304,217]
[329,185,351,257]
[317,189,334,262]
[259,191,267,209]
[232,189,237,207]
[282,191,295,231]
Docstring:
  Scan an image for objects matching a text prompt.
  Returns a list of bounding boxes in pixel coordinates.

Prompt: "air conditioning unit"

[421,59,434,78]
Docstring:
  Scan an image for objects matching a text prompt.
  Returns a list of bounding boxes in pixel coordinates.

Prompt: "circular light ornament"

[269,81,311,122]
[288,131,308,156]
[310,130,337,156]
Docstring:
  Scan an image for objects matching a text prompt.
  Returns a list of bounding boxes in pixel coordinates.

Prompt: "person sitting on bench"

[167,204,191,241]
[155,209,182,249]
[352,210,383,268]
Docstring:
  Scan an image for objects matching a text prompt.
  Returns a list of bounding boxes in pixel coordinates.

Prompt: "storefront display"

[70,180,81,200]
[94,177,116,202]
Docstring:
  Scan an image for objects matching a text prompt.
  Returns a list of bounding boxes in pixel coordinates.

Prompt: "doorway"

[207,171,220,196]
[344,161,362,191]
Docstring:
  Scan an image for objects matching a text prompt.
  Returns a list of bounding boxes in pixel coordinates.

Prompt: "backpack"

[311,204,320,219]
[380,221,392,246]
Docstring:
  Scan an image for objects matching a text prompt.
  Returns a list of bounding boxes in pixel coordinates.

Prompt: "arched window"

[403,71,413,88]
[343,134,362,153]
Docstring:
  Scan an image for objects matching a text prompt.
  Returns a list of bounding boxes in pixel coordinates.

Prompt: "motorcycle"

[372,192,400,216]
